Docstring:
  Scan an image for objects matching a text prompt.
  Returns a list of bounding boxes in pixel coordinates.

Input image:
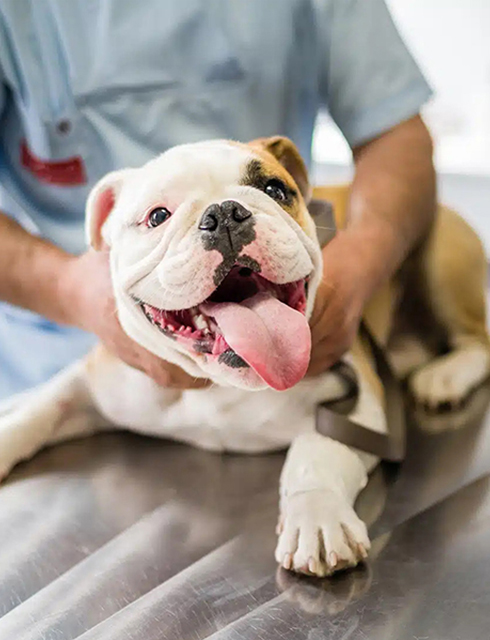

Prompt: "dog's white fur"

[0,138,489,578]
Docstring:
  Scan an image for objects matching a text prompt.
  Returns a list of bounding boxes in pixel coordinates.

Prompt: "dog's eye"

[147,207,172,228]
[264,179,287,202]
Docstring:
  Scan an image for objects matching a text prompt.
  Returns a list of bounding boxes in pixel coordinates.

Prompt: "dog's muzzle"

[139,264,311,391]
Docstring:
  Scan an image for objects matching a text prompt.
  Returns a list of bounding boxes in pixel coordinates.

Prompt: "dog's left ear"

[86,168,135,250]
[249,136,311,203]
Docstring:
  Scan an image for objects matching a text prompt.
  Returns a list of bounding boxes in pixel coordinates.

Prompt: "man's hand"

[307,115,436,375]
[61,249,209,389]
[307,231,368,376]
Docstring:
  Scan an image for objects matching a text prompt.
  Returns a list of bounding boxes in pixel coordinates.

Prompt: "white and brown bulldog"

[0,137,489,577]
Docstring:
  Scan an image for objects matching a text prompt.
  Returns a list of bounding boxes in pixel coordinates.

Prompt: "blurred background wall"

[312,0,490,252]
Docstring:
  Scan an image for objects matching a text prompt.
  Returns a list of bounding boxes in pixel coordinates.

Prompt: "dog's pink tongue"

[203,292,311,390]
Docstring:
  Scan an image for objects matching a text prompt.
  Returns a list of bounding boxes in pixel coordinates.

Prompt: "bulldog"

[0,137,489,577]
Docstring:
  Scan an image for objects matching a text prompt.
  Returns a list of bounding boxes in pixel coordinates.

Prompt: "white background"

[312,0,490,252]
[313,0,490,177]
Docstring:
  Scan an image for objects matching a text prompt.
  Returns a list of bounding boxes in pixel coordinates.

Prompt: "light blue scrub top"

[0,0,432,398]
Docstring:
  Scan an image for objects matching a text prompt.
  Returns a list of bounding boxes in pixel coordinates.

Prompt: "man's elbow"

[410,114,436,177]
[411,115,437,224]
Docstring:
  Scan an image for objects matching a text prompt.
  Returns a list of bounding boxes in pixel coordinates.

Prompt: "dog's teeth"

[194,314,208,332]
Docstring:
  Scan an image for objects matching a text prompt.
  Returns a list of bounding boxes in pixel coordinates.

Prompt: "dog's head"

[86,137,323,391]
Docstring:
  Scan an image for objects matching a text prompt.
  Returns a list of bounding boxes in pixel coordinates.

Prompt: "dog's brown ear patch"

[249,136,311,202]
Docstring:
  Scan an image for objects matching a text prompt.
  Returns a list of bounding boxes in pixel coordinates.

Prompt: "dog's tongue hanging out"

[202,291,311,391]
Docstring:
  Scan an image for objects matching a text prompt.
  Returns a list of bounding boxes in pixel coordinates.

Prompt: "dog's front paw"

[275,489,370,578]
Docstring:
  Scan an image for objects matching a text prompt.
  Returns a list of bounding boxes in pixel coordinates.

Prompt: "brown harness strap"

[309,198,406,462]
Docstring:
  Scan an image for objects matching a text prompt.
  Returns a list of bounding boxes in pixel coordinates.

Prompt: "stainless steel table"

[1,381,490,640]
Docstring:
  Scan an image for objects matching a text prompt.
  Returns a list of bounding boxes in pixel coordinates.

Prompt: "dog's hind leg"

[410,206,490,409]
[0,350,108,481]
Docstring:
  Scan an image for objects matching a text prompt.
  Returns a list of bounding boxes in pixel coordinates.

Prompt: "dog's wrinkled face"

[86,137,323,390]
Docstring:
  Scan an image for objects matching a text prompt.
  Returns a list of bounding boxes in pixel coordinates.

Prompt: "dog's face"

[86,137,323,391]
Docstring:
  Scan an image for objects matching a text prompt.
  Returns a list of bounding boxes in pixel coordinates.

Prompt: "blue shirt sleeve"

[0,65,6,119]
[318,0,433,147]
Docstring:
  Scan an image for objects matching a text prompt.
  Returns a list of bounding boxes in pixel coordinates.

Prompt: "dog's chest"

[92,367,344,454]
[158,385,318,452]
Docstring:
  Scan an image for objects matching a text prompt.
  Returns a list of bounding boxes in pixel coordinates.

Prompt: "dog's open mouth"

[140,266,311,390]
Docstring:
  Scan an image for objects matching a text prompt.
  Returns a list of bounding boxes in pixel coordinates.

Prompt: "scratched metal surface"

[0,380,490,639]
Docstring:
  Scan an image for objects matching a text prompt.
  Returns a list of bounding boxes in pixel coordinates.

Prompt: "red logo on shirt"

[21,141,87,186]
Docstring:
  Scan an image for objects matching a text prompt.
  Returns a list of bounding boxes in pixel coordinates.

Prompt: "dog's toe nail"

[308,557,317,574]
[358,543,368,559]
[283,553,293,570]
[276,520,284,535]
[328,551,338,568]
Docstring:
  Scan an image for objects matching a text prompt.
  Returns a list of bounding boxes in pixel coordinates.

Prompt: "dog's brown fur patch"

[236,138,312,232]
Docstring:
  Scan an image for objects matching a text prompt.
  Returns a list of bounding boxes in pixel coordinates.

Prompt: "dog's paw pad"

[275,489,370,577]
[410,346,490,409]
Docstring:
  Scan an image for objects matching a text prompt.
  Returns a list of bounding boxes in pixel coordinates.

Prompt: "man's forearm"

[344,115,436,299]
[0,213,74,324]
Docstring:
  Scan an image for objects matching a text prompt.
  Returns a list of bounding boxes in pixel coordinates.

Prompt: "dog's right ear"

[86,169,134,250]
[249,136,311,203]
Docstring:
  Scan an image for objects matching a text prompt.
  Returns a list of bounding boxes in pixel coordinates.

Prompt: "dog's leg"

[0,353,106,481]
[276,339,384,577]
[275,433,372,577]
[410,207,490,408]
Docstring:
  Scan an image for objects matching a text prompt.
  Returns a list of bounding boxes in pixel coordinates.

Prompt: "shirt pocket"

[7,1,250,204]
[65,1,248,108]
[48,1,252,154]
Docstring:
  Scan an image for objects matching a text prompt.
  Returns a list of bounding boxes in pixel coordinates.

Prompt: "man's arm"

[0,213,72,324]
[347,114,436,296]
[0,213,206,388]
[308,115,436,375]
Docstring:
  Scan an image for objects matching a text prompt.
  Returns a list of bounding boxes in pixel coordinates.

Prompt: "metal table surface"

[1,381,490,640]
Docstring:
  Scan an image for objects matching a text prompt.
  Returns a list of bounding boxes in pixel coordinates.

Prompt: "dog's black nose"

[199,207,220,232]
[199,200,252,233]
[199,200,254,257]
